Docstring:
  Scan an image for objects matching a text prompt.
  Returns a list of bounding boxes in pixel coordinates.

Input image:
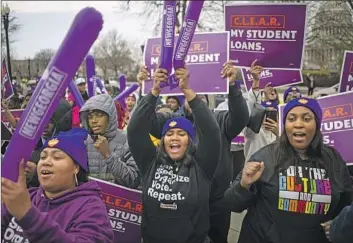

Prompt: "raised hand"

[249,59,263,82]
[240,161,265,189]
[1,160,32,220]
[221,61,238,85]
[152,68,168,96]
[175,68,190,91]
[137,66,150,87]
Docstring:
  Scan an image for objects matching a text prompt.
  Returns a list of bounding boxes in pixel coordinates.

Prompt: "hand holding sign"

[221,61,238,85]
[2,7,103,182]
[137,66,150,87]
[249,60,263,81]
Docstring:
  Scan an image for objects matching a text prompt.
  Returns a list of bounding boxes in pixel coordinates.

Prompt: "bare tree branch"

[93,29,137,82]
[33,49,55,70]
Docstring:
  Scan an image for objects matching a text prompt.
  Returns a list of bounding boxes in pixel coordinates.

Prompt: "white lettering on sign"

[20,67,67,139]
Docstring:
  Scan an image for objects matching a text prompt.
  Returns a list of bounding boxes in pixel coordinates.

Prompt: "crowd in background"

[1,60,353,243]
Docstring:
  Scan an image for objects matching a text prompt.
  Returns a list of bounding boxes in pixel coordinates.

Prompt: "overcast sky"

[5,1,155,59]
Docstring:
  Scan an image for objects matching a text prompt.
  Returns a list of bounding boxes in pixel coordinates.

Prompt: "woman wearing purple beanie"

[215,97,353,243]
[1,128,113,243]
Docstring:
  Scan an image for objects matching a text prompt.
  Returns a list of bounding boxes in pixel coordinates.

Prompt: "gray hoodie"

[80,94,140,189]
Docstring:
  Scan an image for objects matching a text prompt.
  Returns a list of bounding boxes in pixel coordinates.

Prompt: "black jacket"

[215,143,353,243]
[330,202,353,243]
[127,93,221,243]
[27,98,72,187]
[149,85,249,209]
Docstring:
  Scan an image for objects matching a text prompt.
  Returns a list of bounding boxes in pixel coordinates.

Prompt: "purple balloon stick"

[2,7,103,182]
[119,74,126,91]
[113,83,139,103]
[96,78,106,94]
[170,0,205,89]
[86,54,96,98]
[68,80,85,108]
[159,0,177,89]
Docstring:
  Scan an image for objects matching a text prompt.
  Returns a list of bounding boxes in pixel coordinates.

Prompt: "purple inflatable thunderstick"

[96,78,106,94]
[169,0,205,89]
[119,74,127,92]
[2,7,103,182]
[159,0,177,88]
[86,54,96,98]
[68,80,85,108]
[114,83,139,103]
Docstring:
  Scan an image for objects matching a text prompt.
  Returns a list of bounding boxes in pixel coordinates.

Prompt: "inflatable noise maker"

[119,74,126,92]
[114,83,139,103]
[68,80,85,108]
[2,7,103,182]
[86,54,96,98]
[157,0,205,90]
[96,77,106,94]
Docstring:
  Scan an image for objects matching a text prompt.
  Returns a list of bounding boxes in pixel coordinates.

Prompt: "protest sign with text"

[1,58,14,100]
[241,68,303,91]
[90,178,142,243]
[225,3,307,70]
[143,32,229,96]
[338,50,353,93]
[279,91,353,165]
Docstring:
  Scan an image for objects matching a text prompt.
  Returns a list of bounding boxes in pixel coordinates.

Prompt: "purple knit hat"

[261,100,278,110]
[283,86,302,102]
[162,117,195,141]
[42,128,89,172]
[283,97,322,127]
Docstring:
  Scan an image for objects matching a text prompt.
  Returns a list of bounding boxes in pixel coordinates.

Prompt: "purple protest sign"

[143,32,230,96]
[86,54,96,97]
[338,50,353,93]
[1,58,14,100]
[2,7,103,182]
[68,80,85,108]
[231,134,245,145]
[114,84,139,103]
[225,3,307,70]
[279,91,353,165]
[90,178,142,243]
[241,68,303,91]
[119,74,126,92]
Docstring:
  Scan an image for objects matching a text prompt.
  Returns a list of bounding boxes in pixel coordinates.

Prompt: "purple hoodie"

[1,181,114,243]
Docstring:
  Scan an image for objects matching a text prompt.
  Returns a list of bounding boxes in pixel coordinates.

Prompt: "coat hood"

[30,180,101,206]
[51,98,72,136]
[79,94,118,139]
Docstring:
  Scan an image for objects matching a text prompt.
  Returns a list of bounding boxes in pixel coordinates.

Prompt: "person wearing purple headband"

[283,86,302,103]
[1,128,113,243]
[128,66,222,243]
[216,97,353,243]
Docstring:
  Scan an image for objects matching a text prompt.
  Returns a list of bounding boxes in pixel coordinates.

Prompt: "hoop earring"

[74,173,78,187]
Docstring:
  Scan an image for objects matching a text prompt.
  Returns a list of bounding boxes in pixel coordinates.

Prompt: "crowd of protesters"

[1,58,353,243]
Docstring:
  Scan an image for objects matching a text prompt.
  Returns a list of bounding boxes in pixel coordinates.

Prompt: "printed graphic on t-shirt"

[147,164,190,208]
[2,217,29,243]
[278,166,331,215]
